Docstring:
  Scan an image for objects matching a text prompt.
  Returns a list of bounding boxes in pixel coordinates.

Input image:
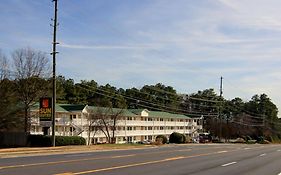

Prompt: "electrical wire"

[76,83,219,117]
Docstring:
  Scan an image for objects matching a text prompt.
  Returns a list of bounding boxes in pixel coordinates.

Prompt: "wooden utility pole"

[219,76,223,142]
[51,0,59,147]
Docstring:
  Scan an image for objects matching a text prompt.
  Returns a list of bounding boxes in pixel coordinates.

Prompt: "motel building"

[31,104,203,144]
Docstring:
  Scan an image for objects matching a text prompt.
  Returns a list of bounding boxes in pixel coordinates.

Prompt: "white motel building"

[31,104,203,144]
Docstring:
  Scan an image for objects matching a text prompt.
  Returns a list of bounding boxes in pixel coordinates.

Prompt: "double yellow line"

[55,151,229,175]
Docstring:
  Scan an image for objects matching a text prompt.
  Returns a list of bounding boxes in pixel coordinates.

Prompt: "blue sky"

[1,0,281,115]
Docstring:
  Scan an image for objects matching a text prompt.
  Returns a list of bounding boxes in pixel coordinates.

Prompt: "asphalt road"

[0,144,281,175]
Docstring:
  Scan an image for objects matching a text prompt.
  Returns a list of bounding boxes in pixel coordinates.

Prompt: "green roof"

[129,109,147,115]
[31,103,86,113]
[129,109,190,119]
[148,111,190,119]
[59,104,85,112]
[31,103,191,118]
[86,106,136,117]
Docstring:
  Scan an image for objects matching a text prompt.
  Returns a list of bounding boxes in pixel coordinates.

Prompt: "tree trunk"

[24,106,30,133]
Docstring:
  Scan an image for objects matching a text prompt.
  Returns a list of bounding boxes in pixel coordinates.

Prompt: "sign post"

[39,98,52,135]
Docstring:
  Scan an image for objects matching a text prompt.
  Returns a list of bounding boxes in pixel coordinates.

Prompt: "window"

[148,136,152,140]
[160,118,164,121]
[70,127,75,132]
[127,126,133,130]
[148,126,153,130]
[127,136,133,142]
[148,118,153,121]
[171,126,174,130]
[70,114,76,120]
[127,117,132,120]
[160,126,164,130]
[171,118,174,122]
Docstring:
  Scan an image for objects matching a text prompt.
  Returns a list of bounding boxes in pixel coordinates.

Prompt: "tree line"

[1,47,280,141]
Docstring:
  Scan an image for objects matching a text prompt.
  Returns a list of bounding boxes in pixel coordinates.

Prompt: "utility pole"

[219,76,223,142]
[51,0,59,147]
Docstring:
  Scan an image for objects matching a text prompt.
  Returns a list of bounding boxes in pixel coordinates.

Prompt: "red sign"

[39,98,52,121]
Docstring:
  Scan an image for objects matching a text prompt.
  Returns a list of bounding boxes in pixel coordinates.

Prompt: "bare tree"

[12,48,50,133]
[86,108,104,145]
[0,50,24,131]
[12,48,50,79]
[0,50,9,80]
[110,109,124,143]
[87,106,124,144]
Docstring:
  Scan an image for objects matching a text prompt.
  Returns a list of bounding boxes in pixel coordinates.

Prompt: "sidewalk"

[0,144,152,158]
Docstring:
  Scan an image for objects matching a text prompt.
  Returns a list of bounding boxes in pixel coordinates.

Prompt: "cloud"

[60,42,159,50]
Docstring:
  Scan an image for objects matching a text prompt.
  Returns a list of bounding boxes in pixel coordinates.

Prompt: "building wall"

[31,109,203,144]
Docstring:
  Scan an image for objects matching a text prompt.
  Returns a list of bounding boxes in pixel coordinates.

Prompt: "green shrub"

[156,135,168,144]
[268,136,281,143]
[28,135,52,147]
[28,135,86,147]
[256,136,264,143]
[182,134,187,143]
[246,140,257,144]
[245,135,252,141]
[185,135,192,143]
[169,132,185,144]
[233,138,246,144]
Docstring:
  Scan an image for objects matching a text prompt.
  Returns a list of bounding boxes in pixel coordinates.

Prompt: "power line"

[76,84,219,117]
[142,85,221,103]
[230,120,264,127]
[122,85,220,108]
[81,83,219,115]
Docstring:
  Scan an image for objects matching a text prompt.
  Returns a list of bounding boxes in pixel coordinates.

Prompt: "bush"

[233,138,246,144]
[246,140,257,144]
[156,135,168,144]
[28,135,86,147]
[259,140,270,144]
[268,136,281,143]
[182,134,187,143]
[28,135,52,147]
[169,132,185,144]
[185,135,192,143]
[256,136,264,143]
[245,135,252,141]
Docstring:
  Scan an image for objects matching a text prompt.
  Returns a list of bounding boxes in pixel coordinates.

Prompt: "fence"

[0,132,28,147]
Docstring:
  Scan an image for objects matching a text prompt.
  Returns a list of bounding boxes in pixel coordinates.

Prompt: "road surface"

[0,144,281,175]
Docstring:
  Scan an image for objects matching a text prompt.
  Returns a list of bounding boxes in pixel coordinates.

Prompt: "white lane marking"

[277,172,281,175]
[244,148,250,150]
[221,162,237,167]
[277,150,281,152]
[217,151,228,153]
[259,153,266,157]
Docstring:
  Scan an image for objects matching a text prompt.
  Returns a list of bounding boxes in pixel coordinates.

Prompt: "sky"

[1,0,281,116]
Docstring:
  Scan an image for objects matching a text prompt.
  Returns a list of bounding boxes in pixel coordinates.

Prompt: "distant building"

[31,104,203,144]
